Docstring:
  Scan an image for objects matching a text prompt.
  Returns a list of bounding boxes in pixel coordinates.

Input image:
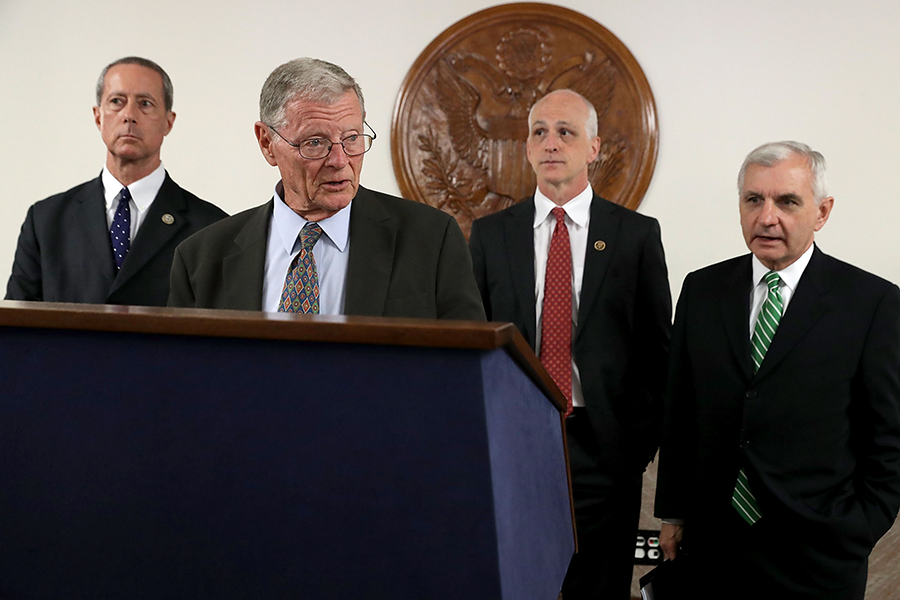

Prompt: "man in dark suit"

[168,58,484,321]
[655,141,900,599]
[5,57,226,307]
[468,89,672,599]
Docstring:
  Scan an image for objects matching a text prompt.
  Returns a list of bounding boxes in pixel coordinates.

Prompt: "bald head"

[528,89,598,140]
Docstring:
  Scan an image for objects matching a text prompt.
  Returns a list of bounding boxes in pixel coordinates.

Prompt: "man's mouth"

[320,180,350,191]
[754,234,783,244]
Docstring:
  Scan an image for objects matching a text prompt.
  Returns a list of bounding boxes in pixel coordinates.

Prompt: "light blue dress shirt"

[262,183,351,314]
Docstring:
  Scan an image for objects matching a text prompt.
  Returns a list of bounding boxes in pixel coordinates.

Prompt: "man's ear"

[588,136,601,164]
[814,196,834,232]
[163,111,176,136]
[255,121,279,167]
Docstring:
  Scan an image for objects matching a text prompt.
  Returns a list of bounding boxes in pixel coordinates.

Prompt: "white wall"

[2,0,899,300]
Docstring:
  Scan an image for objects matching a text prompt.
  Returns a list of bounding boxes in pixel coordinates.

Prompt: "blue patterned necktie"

[278,222,324,313]
[110,187,131,270]
[733,271,784,525]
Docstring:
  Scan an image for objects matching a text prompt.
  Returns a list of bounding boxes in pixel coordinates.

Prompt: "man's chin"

[750,245,789,269]
[110,144,147,160]
[314,190,355,213]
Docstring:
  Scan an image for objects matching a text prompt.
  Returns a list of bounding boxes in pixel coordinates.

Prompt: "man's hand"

[659,522,683,560]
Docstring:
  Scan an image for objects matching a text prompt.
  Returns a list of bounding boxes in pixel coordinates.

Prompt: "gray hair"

[738,141,828,203]
[528,89,599,140]
[259,57,365,129]
[96,56,174,112]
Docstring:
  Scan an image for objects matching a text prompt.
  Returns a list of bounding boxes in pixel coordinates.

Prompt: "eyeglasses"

[267,122,376,159]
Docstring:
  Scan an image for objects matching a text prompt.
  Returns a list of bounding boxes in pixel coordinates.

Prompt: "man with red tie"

[469,89,672,598]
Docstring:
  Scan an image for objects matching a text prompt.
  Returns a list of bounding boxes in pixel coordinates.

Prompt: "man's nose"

[324,142,350,167]
[543,133,559,152]
[759,199,779,224]
[120,99,138,123]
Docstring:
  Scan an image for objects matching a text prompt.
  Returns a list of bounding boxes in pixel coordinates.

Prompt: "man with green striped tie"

[654,141,900,599]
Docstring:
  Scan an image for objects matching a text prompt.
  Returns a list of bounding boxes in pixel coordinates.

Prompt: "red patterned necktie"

[540,207,573,416]
[278,222,324,313]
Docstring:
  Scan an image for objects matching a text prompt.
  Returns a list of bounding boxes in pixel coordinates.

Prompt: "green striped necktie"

[732,270,783,525]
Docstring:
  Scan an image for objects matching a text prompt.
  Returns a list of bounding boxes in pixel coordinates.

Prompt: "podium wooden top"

[0,300,565,411]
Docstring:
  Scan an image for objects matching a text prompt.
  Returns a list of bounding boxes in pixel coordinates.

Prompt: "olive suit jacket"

[168,186,486,321]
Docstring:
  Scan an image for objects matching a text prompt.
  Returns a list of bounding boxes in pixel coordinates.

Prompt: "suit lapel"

[344,187,396,316]
[223,201,271,310]
[722,256,755,381]
[754,247,829,380]
[576,195,619,340]
[503,200,538,347]
[76,176,117,290]
[110,173,186,296]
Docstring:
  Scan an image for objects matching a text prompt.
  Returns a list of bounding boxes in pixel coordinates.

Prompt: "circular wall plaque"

[392,2,659,237]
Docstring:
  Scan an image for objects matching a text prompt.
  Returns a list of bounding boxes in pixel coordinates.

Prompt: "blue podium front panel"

[0,326,508,599]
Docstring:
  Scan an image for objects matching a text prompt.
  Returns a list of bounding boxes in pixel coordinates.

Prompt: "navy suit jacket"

[655,246,900,588]
[167,186,486,321]
[6,173,226,307]
[469,194,672,478]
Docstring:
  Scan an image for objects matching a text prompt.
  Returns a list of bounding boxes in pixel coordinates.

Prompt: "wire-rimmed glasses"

[267,122,376,159]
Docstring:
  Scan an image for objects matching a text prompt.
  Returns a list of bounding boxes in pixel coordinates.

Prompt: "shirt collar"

[751,243,815,291]
[533,184,593,228]
[272,181,351,254]
[102,163,166,213]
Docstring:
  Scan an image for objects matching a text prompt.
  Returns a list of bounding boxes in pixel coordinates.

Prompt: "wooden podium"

[0,301,574,599]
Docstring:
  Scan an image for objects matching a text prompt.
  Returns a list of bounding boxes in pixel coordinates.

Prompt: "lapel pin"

[161,214,175,225]
[594,240,606,251]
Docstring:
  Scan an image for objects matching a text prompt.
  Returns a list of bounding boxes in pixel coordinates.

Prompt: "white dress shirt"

[749,244,815,336]
[262,183,351,314]
[533,183,594,408]
[101,163,166,240]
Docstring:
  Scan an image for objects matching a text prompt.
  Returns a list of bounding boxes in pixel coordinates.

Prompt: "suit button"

[745,390,758,399]
[740,440,750,449]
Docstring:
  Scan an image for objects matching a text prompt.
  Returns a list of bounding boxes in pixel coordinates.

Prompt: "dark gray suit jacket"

[5,173,227,307]
[469,194,672,478]
[655,246,900,590]
[168,186,485,321]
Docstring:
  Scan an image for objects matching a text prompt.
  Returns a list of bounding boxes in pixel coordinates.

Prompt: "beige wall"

[2,0,898,299]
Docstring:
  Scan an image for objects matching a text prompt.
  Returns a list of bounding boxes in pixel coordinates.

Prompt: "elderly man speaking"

[168,57,484,321]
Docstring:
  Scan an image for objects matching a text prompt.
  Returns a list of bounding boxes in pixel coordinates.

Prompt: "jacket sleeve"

[854,283,900,541]
[654,273,697,520]
[632,218,673,465]
[5,205,43,301]
[434,216,486,321]
[467,218,492,321]
[167,245,196,308]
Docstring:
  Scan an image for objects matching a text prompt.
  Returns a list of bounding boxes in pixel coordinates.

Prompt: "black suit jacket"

[469,194,672,477]
[655,246,900,588]
[5,173,226,307]
[167,186,485,321]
